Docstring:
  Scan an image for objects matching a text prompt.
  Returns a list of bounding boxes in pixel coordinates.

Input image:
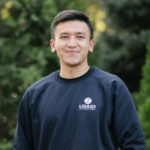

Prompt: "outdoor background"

[0,0,150,149]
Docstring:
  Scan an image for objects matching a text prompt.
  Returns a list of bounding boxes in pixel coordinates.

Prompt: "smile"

[66,51,79,54]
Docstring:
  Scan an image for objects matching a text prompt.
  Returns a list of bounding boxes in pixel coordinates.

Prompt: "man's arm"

[13,91,34,150]
[112,78,146,150]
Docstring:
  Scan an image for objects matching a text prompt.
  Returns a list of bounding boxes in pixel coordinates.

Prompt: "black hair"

[51,10,94,40]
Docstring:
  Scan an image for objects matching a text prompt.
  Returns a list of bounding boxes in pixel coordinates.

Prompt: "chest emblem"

[79,98,96,110]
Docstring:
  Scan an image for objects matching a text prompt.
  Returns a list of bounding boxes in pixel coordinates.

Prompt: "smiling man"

[50,18,94,78]
[13,10,146,150]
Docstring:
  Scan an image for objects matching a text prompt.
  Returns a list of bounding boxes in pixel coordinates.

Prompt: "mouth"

[65,51,79,54]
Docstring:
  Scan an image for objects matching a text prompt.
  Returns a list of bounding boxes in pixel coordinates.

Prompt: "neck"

[59,63,90,79]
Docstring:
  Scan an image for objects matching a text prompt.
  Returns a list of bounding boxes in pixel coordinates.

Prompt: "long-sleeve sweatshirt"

[13,66,146,150]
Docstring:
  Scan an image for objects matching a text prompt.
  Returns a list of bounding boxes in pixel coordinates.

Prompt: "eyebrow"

[76,32,86,35]
[59,32,68,35]
[59,32,86,36]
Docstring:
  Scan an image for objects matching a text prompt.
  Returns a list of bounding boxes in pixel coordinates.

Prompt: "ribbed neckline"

[55,66,95,83]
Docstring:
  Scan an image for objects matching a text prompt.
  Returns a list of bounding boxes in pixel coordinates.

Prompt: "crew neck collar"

[55,66,95,83]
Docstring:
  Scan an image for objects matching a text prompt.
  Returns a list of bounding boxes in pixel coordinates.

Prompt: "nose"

[67,37,77,47]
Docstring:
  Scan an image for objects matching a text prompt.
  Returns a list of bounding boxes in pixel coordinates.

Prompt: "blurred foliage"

[98,0,150,92]
[0,139,12,150]
[134,40,150,149]
[1,0,149,148]
[86,4,106,37]
[0,0,89,147]
[85,3,103,67]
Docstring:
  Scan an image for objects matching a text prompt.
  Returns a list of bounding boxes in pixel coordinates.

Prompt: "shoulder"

[24,71,58,99]
[29,71,56,90]
[91,67,123,87]
[92,67,131,99]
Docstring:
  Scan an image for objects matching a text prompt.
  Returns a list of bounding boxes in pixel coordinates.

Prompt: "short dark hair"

[51,10,94,40]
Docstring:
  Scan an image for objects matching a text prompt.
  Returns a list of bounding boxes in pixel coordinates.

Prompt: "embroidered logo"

[84,98,92,104]
[79,98,96,110]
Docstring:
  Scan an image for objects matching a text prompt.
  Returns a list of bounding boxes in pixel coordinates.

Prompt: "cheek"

[79,40,90,48]
[55,42,66,51]
[80,43,90,53]
[55,44,66,58]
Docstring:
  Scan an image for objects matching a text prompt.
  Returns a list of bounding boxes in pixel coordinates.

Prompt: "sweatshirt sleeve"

[13,90,34,150]
[111,78,146,150]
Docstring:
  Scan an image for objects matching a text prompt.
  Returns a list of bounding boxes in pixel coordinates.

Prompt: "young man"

[13,10,146,150]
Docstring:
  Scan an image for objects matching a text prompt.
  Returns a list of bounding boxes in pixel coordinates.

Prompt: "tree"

[0,0,87,148]
[134,40,150,149]
[98,0,150,92]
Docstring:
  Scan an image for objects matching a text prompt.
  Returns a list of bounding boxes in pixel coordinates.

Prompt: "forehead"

[54,20,90,35]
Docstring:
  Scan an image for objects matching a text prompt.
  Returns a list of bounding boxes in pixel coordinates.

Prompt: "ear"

[50,39,56,53]
[89,39,95,53]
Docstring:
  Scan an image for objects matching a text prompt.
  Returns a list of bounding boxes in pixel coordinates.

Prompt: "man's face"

[50,20,94,67]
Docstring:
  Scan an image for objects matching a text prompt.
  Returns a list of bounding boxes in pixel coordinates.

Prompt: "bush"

[0,139,12,150]
[135,39,150,148]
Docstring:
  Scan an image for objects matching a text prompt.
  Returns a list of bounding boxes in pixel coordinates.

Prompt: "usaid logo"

[84,98,92,104]
[79,98,96,110]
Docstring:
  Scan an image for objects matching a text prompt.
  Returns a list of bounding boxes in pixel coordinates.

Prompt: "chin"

[65,62,80,67]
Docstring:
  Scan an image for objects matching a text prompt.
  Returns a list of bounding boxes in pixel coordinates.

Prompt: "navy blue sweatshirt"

[13,67,146,150]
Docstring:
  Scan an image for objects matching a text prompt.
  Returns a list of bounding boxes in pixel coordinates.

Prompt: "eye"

[61,36,68,39]
[77,36,84,39]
